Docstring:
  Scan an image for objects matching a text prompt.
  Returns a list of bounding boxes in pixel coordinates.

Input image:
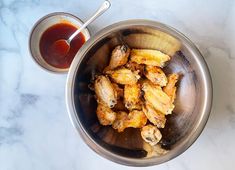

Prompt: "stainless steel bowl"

[66,20,212,166]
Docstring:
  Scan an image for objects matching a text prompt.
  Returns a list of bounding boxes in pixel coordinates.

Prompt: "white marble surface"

[1,0,235,169]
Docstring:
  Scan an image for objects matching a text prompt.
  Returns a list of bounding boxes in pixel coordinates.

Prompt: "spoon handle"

[68,0,111,43]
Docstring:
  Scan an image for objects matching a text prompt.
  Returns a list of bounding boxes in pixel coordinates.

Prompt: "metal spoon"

[50,0,111,58]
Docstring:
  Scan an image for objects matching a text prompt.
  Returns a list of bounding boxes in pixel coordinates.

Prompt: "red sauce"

[40,23,86,69]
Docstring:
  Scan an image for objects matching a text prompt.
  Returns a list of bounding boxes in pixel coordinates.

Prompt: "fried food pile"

[93,44,179,147]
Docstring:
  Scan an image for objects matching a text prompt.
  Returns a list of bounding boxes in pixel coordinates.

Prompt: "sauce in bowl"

[40,23,86,69]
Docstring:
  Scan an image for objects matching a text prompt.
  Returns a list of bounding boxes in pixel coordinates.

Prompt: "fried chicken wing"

[163,73,179,103]
[142,81,174,115]
[126,110,147,128]
[112,111,128,132]
[143,142,168,157]
[113,99,127,111]
[112,83,123,99]
[112,110,147,132]
[141,125,162,146]
[94,75,117,108]
[105,45,130,70]
[124,83,141,110]
[106,68,140,85]
[144,66,167,86]
[130,49,170,67]
[142,103,166,128]
[96,104,117,126]
[93,44,181,148]
[125,61,145,76]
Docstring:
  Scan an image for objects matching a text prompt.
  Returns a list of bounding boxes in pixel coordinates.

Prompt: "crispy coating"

[142,103,166,128]
[163,73,179,103]
[130,49,170,67]
[96,104,117,126]
[106,68,140,85]
[94,75,117,108]
[141,125,162,146]
[113,99,127,111]
[142,81,174,115]
[126,110,147,128]
[106,45,130,70]
[144,66,167,86]
[124,84,141,110]
[143,143,168,157]
[112,111,128,132]
[112,83,124,99]
[112,110,147,132]
[126,61,145,76]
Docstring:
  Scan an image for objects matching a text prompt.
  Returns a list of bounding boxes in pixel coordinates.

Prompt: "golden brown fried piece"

[124,84,141,110]
[143,143,168,157]
[112,110,147,132]
[142,81,174,115]
[144,66,167,87]
[112,111,128,132]
[94,75,117,108]
[113,99,127,111]
[142,103,166,128]
[130,49,170,67]
[163,73,179,103]
[106,45,130,70]
[126,110,147,128]
[141,124,162,146]
[96,104,117,126]
[125,61,145,76]
[106,68,140,85]
[112,83,123,99]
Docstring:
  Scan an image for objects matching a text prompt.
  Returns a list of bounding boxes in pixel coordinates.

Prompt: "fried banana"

[144,66,167,86]
[124,83,141,110]
[96,104,117,126]
[141,124,162,146]
[94,75,117,108]
[142,102,166,128]
[142,81,174,115]
[163,73,179,103]
[130,49,170,67]
[106,68,140,85]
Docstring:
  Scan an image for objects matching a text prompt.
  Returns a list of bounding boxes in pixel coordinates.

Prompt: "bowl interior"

[71,23,209,161]
[29,13,90,73]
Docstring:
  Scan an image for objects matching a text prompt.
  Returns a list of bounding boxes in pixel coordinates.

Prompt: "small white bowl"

[29,12,91,73]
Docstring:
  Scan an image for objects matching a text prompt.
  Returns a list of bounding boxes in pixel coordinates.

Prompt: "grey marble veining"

[0,0,235,169]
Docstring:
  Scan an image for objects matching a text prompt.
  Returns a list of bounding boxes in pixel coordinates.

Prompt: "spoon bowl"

[49,39,70,59]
